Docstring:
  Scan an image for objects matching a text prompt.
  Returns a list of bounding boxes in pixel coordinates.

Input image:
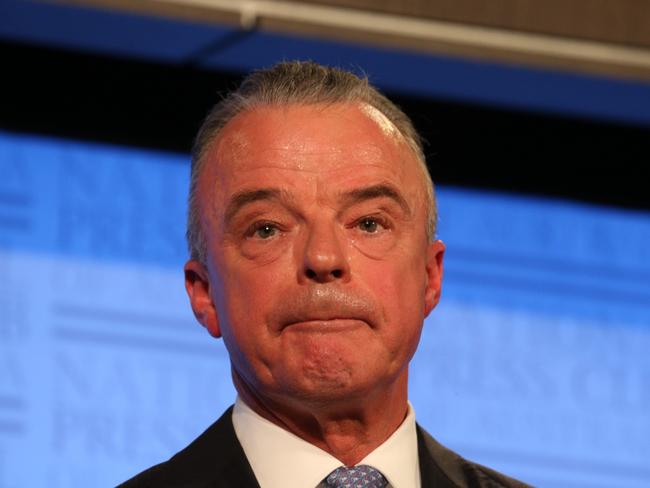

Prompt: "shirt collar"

[232,396,420,488]
[358,405,421,488]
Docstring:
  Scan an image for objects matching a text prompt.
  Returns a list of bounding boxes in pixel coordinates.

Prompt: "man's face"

[186,103,444,410]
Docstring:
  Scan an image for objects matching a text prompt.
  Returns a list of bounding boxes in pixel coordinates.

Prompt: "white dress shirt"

[232,396,421,488]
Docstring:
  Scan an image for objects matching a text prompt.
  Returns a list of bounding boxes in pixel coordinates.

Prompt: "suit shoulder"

[117,460,170,488]
[116,440,218,488]
[116,406,257,488]
[417,426,531,488]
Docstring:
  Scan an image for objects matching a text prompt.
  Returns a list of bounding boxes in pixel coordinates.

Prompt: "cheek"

[220,238,293,288]
[357,250,426,336]
[214,248,294,333]
[213,277,280,379]
[358,246,425,299]
[349,230,399,258]
[235,233,293,265]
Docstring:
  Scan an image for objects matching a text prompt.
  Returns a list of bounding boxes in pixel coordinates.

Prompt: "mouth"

[282,318,367,333]
[272,288,376,333]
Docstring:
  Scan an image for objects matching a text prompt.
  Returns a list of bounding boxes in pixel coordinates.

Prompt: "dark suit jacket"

[119,407,530,488]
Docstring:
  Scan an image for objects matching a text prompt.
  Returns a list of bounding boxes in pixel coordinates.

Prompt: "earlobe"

[184,260,222,338]
[423,240,445,317]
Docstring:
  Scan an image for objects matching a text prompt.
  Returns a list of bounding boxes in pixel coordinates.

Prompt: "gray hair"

[187,60,436,263]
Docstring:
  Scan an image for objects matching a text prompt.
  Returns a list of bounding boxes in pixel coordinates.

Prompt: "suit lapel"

[417,424,458,487]
[169,406,260,488]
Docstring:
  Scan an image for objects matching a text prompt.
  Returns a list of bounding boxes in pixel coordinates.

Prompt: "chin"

[277,365,384,407]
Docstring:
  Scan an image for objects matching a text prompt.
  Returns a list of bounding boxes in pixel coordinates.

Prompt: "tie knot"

[325,465,388,488]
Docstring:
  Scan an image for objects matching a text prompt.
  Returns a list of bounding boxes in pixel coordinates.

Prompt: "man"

[121,61,528,487]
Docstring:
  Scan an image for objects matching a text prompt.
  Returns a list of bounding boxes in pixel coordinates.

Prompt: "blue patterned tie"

[325,465,388,488]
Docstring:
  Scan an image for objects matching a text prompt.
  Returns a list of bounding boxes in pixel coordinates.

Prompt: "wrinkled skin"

[185,103,444,464]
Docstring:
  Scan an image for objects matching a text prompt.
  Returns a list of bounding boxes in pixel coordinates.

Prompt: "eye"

[356,217,386,233]
[251,222,279,239]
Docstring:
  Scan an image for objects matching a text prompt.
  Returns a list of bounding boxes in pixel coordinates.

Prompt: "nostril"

[304,268,344,281]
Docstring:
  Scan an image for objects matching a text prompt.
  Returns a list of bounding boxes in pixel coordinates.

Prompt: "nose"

[299,222,350,284]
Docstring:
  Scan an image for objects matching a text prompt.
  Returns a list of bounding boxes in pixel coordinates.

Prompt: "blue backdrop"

[1,131,649,487]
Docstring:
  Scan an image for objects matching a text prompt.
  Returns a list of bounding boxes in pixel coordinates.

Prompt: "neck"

[233,372,409,466]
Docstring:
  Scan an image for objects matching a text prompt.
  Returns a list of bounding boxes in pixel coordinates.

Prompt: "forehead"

[199,103,423,205]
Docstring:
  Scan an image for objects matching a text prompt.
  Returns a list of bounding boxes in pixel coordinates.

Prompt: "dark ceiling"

[3,39,649,211]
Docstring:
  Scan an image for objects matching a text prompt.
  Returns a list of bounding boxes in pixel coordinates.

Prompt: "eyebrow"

[224,188,290,224]
[223,183,411,225]
[340,183,412,215]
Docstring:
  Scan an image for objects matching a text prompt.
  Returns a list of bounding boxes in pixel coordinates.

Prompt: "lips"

[282,317,367,332]
[269,287,377,332]
[277,303,373,331]
[284,315,363,324]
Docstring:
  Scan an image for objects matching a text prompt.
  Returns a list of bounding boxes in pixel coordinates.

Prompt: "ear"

[423,240,445,317]
[184,259,222,338]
